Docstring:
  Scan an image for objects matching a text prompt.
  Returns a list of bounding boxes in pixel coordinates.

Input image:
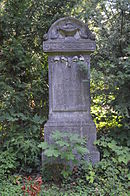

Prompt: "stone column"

[43,17,100,164]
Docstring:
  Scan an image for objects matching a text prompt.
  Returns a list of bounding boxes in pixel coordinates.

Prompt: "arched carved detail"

[43,17,95,41]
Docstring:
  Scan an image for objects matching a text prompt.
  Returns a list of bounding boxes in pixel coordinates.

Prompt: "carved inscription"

[51,56,89,111]
[43,41,96,52]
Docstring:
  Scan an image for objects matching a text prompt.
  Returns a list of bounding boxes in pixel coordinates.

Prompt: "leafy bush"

[0,135,129,195]
[0,0,76,174]
[39,131,88,180]
[95,136,130,165]
[63,136,130,195]
[0,181,22,196]
[0,151,18,182]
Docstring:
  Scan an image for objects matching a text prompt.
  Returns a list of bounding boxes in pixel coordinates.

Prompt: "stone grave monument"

[43,17,100,164]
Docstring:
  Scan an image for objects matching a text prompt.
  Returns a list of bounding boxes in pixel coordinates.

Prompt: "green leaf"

[61,169,71,178]
[32,114,44,124]
[44,148,60,158]
[38,142,49,150]
[65,152,75,161]
[52,131,63,140]
[76,146,89,155]
[55,140,69,147]
[127,173,130,181]
[108,140,117,149]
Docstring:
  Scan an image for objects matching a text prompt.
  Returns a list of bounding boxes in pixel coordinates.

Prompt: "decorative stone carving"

[43,17,96,53]
[44,17,95,41]
[72,56,78,62]
[79,56,85,61]
[54,56,60,62]
[43,17,100,164]
[61,56,68,63]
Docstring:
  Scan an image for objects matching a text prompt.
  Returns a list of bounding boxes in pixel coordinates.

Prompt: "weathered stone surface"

[43,17,100,164]
[43,17,96,53]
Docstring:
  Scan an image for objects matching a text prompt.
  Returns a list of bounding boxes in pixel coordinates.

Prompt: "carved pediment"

[43,17,95,41]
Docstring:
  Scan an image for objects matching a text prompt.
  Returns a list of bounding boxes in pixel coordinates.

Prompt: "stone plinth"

[43,17,100,164]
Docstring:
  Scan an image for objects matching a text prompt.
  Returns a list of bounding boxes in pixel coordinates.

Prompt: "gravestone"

[43,17,100,164]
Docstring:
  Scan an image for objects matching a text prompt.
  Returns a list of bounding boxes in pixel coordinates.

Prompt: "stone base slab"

[42,120,100,165]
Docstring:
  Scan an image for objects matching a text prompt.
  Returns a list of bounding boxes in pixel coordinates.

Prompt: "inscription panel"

[43,41,96,52]
[51,55,89,111]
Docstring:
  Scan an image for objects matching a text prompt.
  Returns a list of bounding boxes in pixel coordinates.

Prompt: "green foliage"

[40,135,130,195]
[39,131,88,179]
[0,151,17,182]
[77,136,129,195]
[0,0,129,194]
[0,0,76,173]
[0,136,129,195]
[0,181,22,196]
[56,136,129,195]
[72,0,130,139]
[78,61,88,74]
[95,136,130,165]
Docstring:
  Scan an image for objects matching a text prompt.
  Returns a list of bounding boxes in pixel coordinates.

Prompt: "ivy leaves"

[95,136,130,165]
